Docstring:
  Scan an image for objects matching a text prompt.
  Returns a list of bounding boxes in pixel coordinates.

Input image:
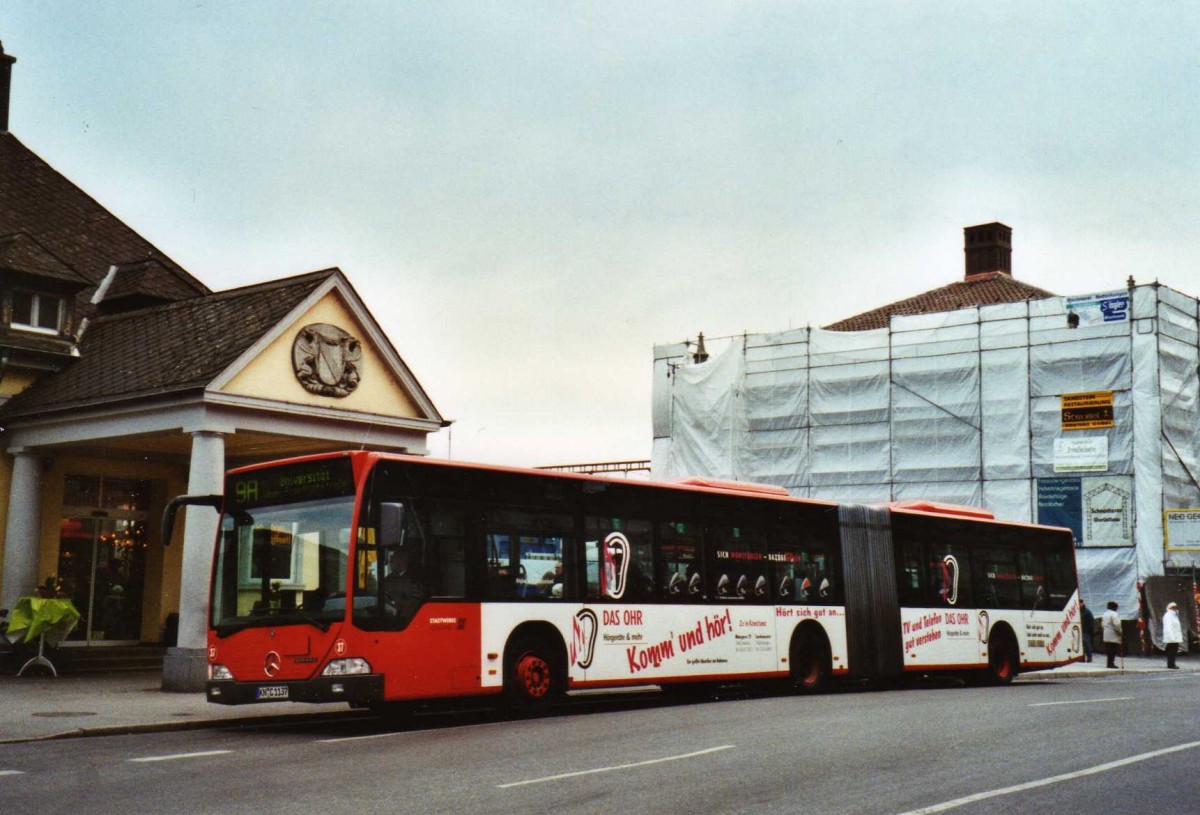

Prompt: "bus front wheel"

[505,635,560,713]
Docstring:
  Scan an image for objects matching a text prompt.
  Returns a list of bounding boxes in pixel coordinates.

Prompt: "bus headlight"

[322,658,372,676]
[210,664,234,681]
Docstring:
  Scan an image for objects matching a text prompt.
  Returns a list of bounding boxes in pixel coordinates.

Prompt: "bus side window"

[807,508,841,606]
[585,539,601,600]
[485,508,573,601]
[658,520,704,602]
[925,541,972,608]
[519,533,564,599]
[425,506,467,598]
[1041,536,1075,611]
[1018,548,1045,611]
[709,524,767,603]
[973,544,1021,610]
[810,547,834,605]
[768,538,802,605]
[895,540,924,608]
[584,517,653,602]
[485,533,516,600]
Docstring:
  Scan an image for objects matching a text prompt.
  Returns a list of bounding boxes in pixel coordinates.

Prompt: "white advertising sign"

[1065,290,1130,326]
[1165,509,1200,551]
[1054,437,1108,473]
[1083,476,1133,547]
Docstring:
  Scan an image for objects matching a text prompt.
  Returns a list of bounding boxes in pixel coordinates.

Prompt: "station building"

[653,222,1200,640]
[0,44,446,687]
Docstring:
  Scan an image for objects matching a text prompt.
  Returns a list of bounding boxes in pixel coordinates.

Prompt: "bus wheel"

[505,635,559,713]
[791,629,830,694]
[986,632,1018,685]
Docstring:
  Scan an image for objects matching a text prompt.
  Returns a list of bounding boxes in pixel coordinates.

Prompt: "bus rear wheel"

[791,629,831,694]
[505,635,560,713]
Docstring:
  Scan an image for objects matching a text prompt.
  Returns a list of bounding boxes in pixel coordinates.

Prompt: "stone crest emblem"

[292,323,362,397]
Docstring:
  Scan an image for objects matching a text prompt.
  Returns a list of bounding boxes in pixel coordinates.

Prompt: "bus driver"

[383,548,423,614]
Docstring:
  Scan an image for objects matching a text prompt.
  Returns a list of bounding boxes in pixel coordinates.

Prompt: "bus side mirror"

[161,494,223,547]
[379,502,406,548]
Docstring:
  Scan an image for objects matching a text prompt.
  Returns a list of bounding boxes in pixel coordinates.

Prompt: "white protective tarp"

[660,338,746,481]
[652,284,1200,620]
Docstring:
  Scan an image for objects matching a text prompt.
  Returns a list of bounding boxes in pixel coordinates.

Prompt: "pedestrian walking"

[1079,599,1095,662]
[1102,601,1122,668]
[1162,601,1183,669]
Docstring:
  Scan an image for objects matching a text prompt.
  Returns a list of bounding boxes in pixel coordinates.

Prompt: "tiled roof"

[823,272,1056,331]
[0,231,89,285]
[0,270,333,419]
[0,132,208,302]
[102,260,174,300]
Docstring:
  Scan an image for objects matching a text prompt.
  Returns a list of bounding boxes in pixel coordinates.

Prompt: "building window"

[11,290,64,333]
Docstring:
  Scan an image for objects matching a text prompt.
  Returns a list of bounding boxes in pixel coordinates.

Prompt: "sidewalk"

[1018,652,1200,680]
[0,671,349,744]
[1,655,1195,744]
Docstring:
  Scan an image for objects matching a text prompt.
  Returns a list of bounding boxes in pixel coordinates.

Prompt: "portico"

[1,270,445,689]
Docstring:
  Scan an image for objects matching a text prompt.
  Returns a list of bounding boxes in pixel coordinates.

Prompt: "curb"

[1019,667,1186,681]
[0,709,358,746]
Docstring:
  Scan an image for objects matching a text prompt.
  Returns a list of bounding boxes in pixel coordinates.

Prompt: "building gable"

[212,275,441,424]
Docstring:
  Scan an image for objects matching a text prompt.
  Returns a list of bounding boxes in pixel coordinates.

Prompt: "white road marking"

[128,750,233,763]
[318,719,514,743]
[0,770,25,777]
[894,739,1200,815]
[1028,696,1134,707]
[319,731,408,744]
[498,745,735,789]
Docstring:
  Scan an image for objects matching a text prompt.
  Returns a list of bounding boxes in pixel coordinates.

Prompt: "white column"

[1,450,44,612]
[162,430,225,691]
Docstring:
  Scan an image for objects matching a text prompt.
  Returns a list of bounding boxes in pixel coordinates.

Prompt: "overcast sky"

[5,3,1199,466]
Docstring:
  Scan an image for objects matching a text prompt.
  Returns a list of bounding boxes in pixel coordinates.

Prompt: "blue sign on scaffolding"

[1036,477,1083,545]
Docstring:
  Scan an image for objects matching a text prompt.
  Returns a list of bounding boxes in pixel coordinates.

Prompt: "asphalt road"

[2,673,1199,815]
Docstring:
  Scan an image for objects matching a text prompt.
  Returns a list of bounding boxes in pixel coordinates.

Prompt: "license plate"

[256,685,289,700]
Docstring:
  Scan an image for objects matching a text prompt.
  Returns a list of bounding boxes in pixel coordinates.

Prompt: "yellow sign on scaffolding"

[1061,391,1114,430]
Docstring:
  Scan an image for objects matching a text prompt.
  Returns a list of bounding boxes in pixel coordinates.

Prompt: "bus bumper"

[206,674,385,706]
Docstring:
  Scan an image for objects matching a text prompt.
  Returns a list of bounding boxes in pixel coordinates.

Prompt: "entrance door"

[58,476,150,644]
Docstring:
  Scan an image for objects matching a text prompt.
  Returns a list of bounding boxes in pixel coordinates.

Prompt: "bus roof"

[229,450,837,507]
[887,500,994,520]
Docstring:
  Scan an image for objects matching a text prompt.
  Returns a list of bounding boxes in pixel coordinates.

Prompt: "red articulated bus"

[163,451,1082,713]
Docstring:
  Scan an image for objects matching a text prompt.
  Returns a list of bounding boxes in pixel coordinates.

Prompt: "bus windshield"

[211,459,357,635]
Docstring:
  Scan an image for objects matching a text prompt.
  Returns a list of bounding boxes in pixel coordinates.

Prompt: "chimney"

[0,42,14,133]
[963,222,1012,279]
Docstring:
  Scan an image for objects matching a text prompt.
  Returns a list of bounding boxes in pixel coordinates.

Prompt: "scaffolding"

[652,283,1200,617]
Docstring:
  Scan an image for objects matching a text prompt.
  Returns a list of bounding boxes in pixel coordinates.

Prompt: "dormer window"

[12,290,64,334]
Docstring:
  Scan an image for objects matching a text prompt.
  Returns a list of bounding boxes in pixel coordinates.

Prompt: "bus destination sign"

[1061,391,1114,430]
[228,458,356,509]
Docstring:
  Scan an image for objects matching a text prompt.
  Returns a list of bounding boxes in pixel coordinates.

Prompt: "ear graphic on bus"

[940,555,959,606]
[603,532,631,600]
[736,574,749,597]
[688,573,702,595]
[977,610,990,644]
[799,577,812,602]
[668,572,687,596]
[717,573,731,597]
[571,608,598,669]
[754,575,768,597]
